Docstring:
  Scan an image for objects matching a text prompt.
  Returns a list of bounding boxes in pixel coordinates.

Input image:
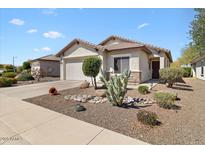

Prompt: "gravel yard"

[14,77,60,86]
[24,78,205,144]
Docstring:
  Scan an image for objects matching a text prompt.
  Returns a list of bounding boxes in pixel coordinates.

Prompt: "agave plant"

[100,70,131,107]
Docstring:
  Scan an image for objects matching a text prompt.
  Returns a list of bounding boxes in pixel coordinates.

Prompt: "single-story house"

[191,54,205,80]
[30,54,60,77]
[56,35,172,83]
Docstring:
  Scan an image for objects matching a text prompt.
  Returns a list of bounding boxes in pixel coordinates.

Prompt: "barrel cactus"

[100,70,131,107]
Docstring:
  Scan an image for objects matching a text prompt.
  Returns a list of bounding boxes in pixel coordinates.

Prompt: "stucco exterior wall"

[106,48,152,83]
[106,48,141,72]
[138,51,151,82]
[63,44,98,58]
[193,60,205,80]
[31,61,40,69]
[39,61,60,77]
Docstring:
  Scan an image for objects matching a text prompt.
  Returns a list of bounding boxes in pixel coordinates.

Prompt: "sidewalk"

[0,81,148,145]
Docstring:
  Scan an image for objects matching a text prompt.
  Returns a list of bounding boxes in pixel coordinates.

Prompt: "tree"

[179,46,199,65]
[22,61,31,70]
[190,8,205,55]
[82,56,102,89]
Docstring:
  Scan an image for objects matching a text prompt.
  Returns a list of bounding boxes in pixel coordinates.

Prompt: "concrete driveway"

[0,80,147,145]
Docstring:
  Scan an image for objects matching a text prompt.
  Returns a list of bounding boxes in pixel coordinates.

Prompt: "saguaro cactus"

[100,70,131,107]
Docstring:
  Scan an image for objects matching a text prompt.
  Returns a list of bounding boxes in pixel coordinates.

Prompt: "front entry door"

[152,61,160,79]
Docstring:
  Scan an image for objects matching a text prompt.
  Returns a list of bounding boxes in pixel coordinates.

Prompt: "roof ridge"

[75,38,105,50]
[110,35,170,52]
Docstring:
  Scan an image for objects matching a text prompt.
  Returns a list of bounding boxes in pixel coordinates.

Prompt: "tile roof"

[56,35,172,62]
[31,54,60,62]
[191,53,205,64]
[99,35,172,62]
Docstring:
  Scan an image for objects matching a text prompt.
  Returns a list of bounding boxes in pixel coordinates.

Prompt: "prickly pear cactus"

[100,70,131,107]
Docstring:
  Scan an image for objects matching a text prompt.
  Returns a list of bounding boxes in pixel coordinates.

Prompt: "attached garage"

[57,39,101,81]
[65,58,90,81]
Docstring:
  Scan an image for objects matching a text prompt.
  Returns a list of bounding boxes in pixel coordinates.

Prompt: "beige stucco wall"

[39,61,60,77]
[63,44,98,58]
[31,61,40,69]
[193,60,205,80]
[61,44,102,81]
[106,48,141,72]
[106,48,151,82]
[139,51,151,82]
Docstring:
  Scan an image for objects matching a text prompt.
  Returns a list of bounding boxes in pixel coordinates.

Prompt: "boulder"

[80,80,90,89]
[75,104,86,112]
[95,89,106,97]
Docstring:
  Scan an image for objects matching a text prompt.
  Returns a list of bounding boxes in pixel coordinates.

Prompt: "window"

[201,66,204,77]
[114,57,129,73]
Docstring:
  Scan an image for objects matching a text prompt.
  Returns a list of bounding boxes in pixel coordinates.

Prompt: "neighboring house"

[56,35,172,83]
[191,54,205,80]
[30,54,60,77]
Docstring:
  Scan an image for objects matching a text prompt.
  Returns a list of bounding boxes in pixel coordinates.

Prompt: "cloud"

[137,23,149,30]
[33,47,51,52]
[43,31,63,39]
[9,18,25,26]
[42,9,57,16]
[33,48,39,52]
[27,29,38,33]
[41,47,51,51]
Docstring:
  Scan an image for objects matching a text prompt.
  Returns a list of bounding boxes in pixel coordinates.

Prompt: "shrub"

[159,68,183,88]
[137,110,159,126]
[16,72,34,81]
[4,65,16,72]
[100,70,131,107]
[154,92,177,109]
[8,78,17,84]
[17,66,23,73]
[49,87,58,95]
[2,72,17,78]
[182,67,192,77]
[22,61,31,70]
[0,77,12,87]
[138,85,149,94]
[82,56,102,89]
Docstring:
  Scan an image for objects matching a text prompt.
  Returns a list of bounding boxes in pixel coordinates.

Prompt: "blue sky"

[0,8,195,66]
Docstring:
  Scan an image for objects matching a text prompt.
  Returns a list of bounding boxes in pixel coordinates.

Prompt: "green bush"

[137,110,159,126]
[16,72,34,81]
[138,85,149,94]
[159,68,183,88]
[22,61,31,70]
[0,77,13,87]
[8,78,17,84]
[182,67,192,77]
[4,65,16,72]
[82,56,102,89]
[17,66,23,73]
[154,92,177,109]
[2,72,17,78]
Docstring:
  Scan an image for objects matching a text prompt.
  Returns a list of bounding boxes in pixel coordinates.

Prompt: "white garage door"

[65,58,90,81]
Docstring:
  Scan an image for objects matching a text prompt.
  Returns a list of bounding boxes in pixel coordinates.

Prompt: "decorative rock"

[75,104,86,112]
[95,89,106,97]
[101,98,108,103]
[80,80,90,89]
[88,100,96,103]
[64,95,71,100]
[81,98,87,103]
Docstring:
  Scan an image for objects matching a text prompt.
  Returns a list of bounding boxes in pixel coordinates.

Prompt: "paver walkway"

[0,81,148,145]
